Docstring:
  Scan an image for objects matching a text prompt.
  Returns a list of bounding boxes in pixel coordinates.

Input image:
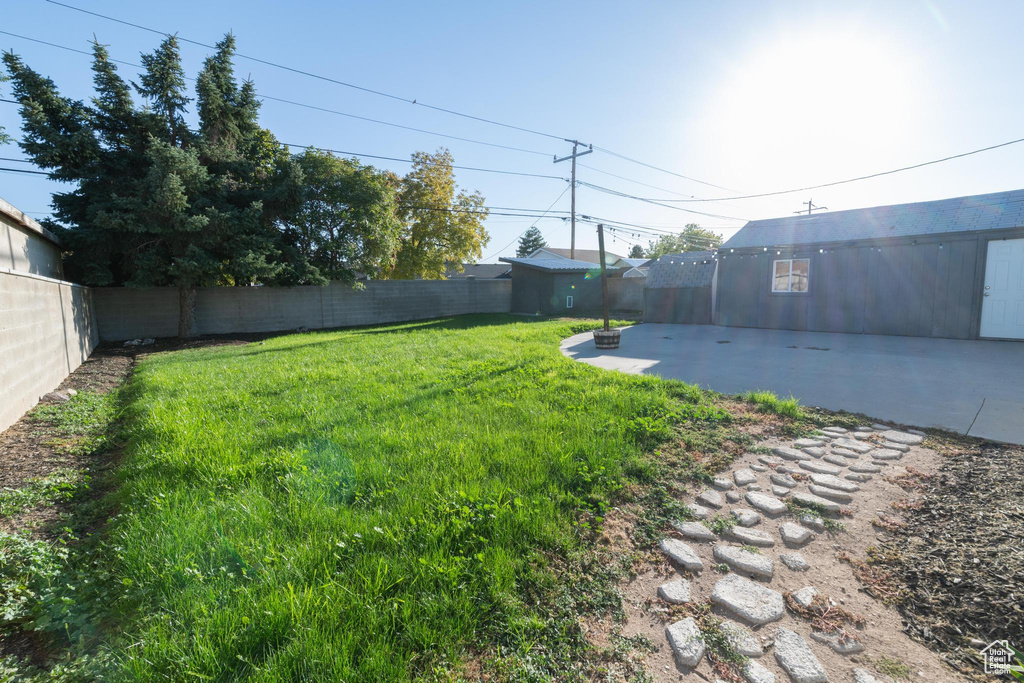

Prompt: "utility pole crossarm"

[553,141,593,260]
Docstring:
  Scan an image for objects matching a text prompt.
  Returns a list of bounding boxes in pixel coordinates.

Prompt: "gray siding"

[715,230,1014,340]
[509,265,643,317]
[644,287,712,324]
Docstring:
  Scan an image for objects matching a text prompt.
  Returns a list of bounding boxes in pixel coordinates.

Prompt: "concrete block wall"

[0,269,98,432]
[92,279,513,341]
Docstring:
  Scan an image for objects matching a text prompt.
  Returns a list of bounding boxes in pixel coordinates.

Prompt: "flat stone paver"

[831,447,862,459]
[665,617,705,668]
[732,508,762,527]
[657,579,692,604]
[726,491,741,503]
[674,521,717,542]
[823,454,851,467]
[791,491,842,513]
[802,447,826,458]
[721,619,762,657]
[884,441,911,452]
[869,448,903,460]
[710,574,785,626]
[687,502,710,519]
[780,553,809,571]
[770,472,797,488]
[808,484,854,504]
[853,668,883,683]
[697,490,724,508]
[726,525,775,547]
[780,522,813,546]
[712,477,734,491]
[774,627,828,683]
[758,455,784,467]
[774,447,810,462]
[714,544,774,580]
[794,438,825,448]
[660,538,703,572]
[792,585,819,608]
[745,492,788,517]
[734,468,758,486]
[798,461,842,475]
[744,659,777,683]
[845,473,872,483]
[798,514,826,532]
[831,438,873,454]
[879,429,924,445]
[808,473,860,492]
[849,463,882,473]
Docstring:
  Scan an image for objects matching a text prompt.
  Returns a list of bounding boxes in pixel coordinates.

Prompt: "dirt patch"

[870,440,1024,679]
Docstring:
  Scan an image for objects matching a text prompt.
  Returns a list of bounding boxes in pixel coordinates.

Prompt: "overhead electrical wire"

[591,145,738,192]
[577,180,748,221]
[479,185,571,261]
[43,0,572,142]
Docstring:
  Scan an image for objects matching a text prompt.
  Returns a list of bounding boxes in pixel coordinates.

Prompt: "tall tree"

[515,226,547,257]
[645,224,722,257]
[3,34,315,337]
[389,148,489,279]
[291,148,402,283]
[628,244,644,259]
[0,73,10,144]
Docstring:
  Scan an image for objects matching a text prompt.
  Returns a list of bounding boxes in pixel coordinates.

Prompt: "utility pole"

[794,199,828,215]
[554,140,593,259]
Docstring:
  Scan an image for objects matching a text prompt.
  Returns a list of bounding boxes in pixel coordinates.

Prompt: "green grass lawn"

[8,314,800,681]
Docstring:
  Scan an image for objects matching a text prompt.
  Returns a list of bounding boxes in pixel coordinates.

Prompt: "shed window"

[772,258,809,293]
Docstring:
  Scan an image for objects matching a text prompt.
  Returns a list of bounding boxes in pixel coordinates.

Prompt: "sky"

[2,0,1023,262]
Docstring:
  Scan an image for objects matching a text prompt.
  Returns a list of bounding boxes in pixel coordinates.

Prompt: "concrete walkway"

[561,323,1024,445]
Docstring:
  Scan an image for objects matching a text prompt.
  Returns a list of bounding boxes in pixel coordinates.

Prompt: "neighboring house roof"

[500,256,610,273]
[722,188,1024,250]
[445,263,512,279]
[526,247,622,265]
[621,267,647,278]
[613,257,649,268]
[644,251,717,289]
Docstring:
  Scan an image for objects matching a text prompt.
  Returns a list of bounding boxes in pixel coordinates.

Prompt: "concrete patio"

[561,323,1024,445]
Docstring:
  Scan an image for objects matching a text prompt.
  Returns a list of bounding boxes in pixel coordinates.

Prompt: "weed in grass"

[0,468,84,518]
[29,391,117,455]
[0,531,68,624]
[740,544,760,555]
[706,515,738,536]
[742,390,802,419]
[713,562,730,573]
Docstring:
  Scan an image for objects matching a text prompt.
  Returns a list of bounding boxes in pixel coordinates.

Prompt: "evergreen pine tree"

[515,226,547,257]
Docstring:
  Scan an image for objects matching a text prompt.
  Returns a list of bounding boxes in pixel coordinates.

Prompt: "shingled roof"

[721,188,1024,250]
[644,251,717,289]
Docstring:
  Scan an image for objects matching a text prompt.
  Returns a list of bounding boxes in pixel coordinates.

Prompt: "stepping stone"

[660,538,703,572]
[854,426,875,432]
[850,463,881,474]
[744,659,776,683]
[697,490,724,508]
[725,525,775,548]
[665,617,705,668]
[884,441,911,452]
[832,438,873,454]
[774,447,809,461]
[674,521,717,542]
[821,426,848,434]
[871,423,891,431]
[832,447,861,459]
[714,544,774,580]
[712,477,734,491]
[726,491,741,503]
[732,508,761,527]
[798,461,842,475]
[791,585,819,608]
[657,578,692,604]
[770,473,797,488]
[751,464,768,472]
[777,465,798,475]
[794,438,825,448]
[710,574,785,626]
[870,448,902,461]
[852,431,874,440]
[791,491,841,513]
[810,629,865,654]
[758,455,784,467]
[823,454,850,467]
[907,428,926,436]
[846,473,872,483]
[721,619,763,657]
[853,668,883,683]
[878,429,923,445]
[772,486,790,497]
[802,447,826,458]
[780,522,813,547]
[745,492,787,517]
[734,469,758,486]
[809,473,860,492]
[687,502,711,519]
[798,514,825,532]
[780,553,809,571]
[809,484,853,504]
[774,627,828,683]
[748,484,763,492]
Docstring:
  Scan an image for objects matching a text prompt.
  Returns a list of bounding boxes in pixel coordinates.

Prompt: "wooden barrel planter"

[593,329,620,349]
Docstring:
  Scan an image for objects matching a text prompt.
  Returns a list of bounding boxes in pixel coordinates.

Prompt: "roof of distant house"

[722,188,1024,250]
[527,247,622,264]
[615,257,649,267]
[445,263,511,279]
[500,256,610,273]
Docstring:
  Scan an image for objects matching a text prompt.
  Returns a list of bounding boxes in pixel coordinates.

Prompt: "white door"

[980,237,1024,339]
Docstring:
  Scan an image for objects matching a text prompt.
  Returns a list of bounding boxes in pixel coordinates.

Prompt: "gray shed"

[643,251,717,324]
[717,188,1024,340]
[500,256,644,318]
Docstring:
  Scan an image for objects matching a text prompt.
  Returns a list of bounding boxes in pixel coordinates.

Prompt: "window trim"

[566,295,574,309]
[770,257,811,294]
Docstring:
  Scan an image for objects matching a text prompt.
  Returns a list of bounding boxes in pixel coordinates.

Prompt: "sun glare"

[702,30,922,186]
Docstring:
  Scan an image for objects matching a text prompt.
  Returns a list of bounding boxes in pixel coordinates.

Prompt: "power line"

[43,0,572,142]
[578,180,748,221]
[0,30,555,159]
[0,166,50,175]
[479,185,571,262]
[591,145,738,192]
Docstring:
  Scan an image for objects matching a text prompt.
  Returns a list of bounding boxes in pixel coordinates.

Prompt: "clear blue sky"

[2,0,1022,261]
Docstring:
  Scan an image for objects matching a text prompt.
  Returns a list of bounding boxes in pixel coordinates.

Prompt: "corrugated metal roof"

[721,188,1024,249]
[500,256,607,272]
[644,251,717,289]
[529,247,622,264]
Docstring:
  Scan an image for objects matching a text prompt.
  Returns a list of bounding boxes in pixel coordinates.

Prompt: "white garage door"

[979,237,1024,340]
